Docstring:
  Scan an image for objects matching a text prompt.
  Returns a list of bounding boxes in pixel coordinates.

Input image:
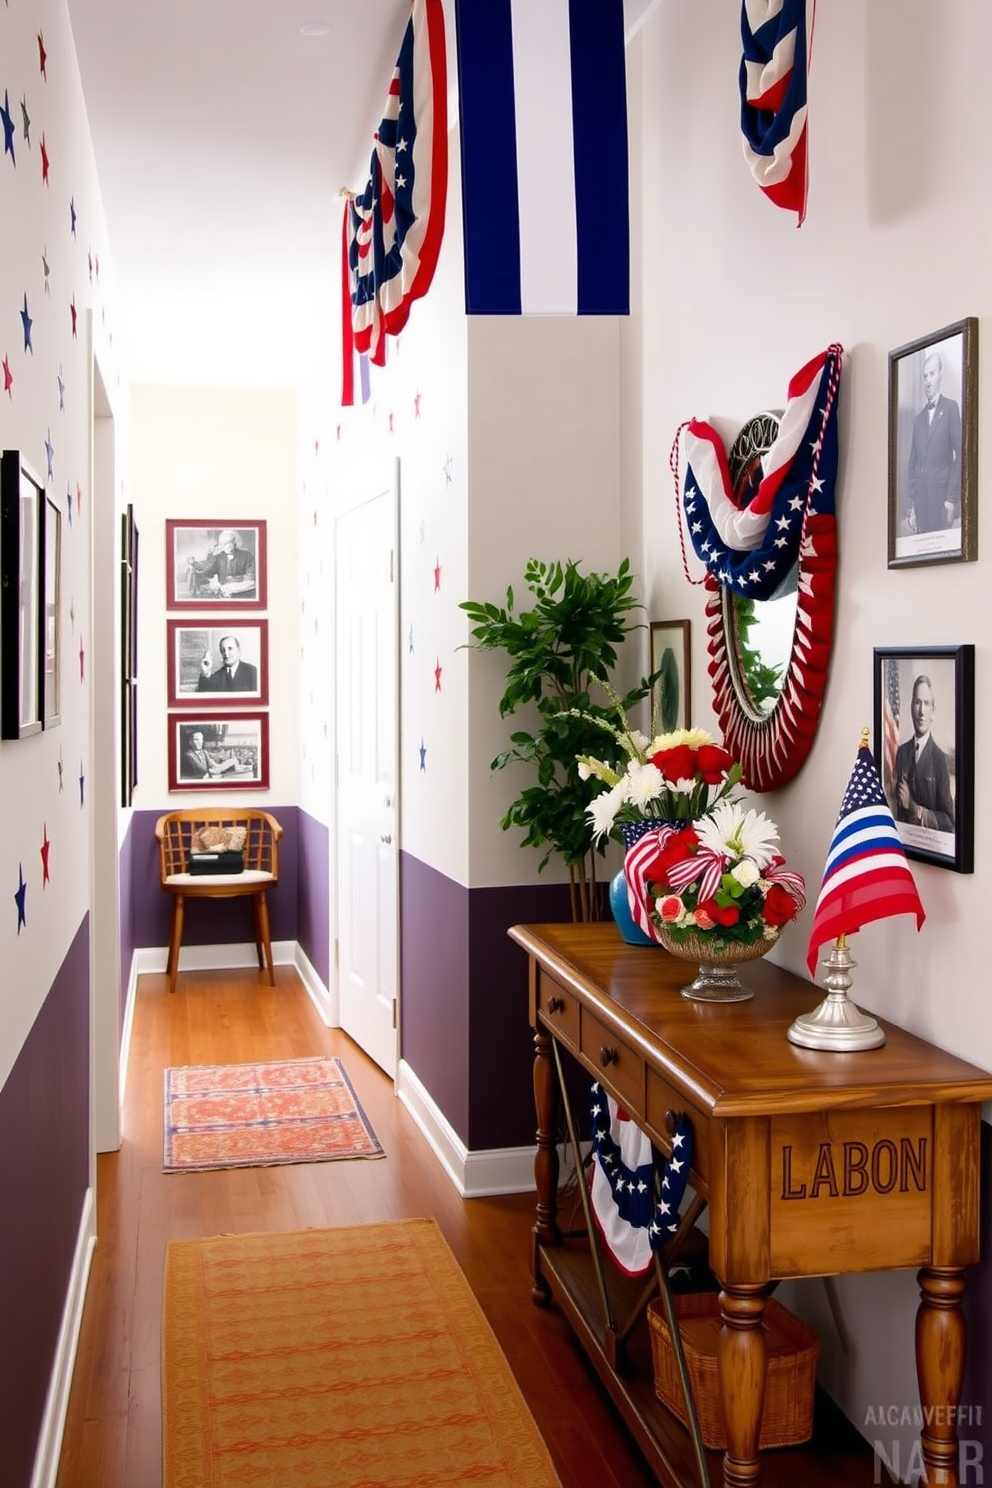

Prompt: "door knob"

[379,832,393,845]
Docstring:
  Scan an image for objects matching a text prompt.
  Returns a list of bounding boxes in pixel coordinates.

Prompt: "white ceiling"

[67,0,658,391]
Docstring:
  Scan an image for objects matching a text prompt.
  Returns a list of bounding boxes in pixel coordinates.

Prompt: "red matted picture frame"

[167,619,268,707]
[168,712,270,792]
[166,520,267,610]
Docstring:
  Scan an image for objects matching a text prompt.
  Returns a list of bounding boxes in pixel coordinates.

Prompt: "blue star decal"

[408,624,414,653]
[57,366,65,408]
[79,762,85,807]
[21,293,32,351]
[57,748,64,791]
[419,739,427,771]
[2,90,15,164]
[45,429,54,480]
[20,96,31,147]
[14,864,27,932]
[66,484,73,525]
[70,197,77,236]
[442,454,453,485]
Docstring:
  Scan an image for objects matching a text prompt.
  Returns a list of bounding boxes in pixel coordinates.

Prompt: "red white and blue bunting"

[590,1083,694,1277]
[740,0,816,225]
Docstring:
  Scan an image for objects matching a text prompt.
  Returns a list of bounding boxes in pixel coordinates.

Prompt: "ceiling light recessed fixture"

[300,21,332,38]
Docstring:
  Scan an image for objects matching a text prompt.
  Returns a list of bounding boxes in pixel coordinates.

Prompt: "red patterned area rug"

[163,1056,384,1172]
[162,1219,563,1487]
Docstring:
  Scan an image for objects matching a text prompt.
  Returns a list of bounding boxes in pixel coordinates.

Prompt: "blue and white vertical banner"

[454,0,630,316]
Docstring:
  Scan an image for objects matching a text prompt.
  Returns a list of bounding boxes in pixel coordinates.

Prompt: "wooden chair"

[155,808,282,994]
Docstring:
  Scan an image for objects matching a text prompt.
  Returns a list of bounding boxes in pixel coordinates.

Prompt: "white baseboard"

[293,944,337,1027]
[397,1058,537,1198]
[134,940,297,976]
[30,1188,96,1488]
[119,951,138,1113]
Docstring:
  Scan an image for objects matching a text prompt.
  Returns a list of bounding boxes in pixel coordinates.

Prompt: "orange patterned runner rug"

[163,1056,384,1172]
[162,1218,563,1488]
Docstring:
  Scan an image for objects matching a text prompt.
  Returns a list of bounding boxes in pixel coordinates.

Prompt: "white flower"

[730,858,760,888]
[586,781,627,843]
[628,729,651,754]
[696,800,780,869]
[647,727,715,755]
[623,761,665,811]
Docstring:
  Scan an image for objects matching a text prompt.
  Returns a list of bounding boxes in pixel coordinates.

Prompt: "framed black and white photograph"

[873,645,974,873]
[167,620,268,706]
[650,620,690,733]
[166,520,267,610]
[1,450,45,739]
[888,318,978,569]
[168,712,269,792]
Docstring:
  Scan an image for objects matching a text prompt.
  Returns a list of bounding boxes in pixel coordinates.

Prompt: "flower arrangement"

[575,704,805,952]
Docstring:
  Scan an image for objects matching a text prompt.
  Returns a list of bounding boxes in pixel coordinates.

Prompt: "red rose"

[651,744,696,784]
[646,828,699,889]
[696,744,735,784]
[763,883,799,927]
[697,898,738,927]
[692,905,716,930]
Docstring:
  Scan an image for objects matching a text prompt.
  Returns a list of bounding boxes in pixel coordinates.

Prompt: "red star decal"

[433,559,442,591]
[434,659,442,692]
[3,355,12,396]
[388,411,394,434]
[88,251,93,280]
[76,482,82,519]
[40,134,50,184]
[40,826,51,886]
[414,392,422,418]
[95,256,100,279]
[313,510,318,525]
[336,424,342,441]
[70,297,77,337]
[37,32,47,77]
[79,640,85,680]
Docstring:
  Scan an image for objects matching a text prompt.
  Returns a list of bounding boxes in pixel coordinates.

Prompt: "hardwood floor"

[55,966,659,1488]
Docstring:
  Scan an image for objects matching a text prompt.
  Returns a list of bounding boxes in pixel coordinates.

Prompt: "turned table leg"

[916,1266,967,1487]
[532,1026,561,1302]
[718,1285,768,1488]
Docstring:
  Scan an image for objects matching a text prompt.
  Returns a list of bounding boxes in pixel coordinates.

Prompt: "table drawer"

[646,1068,710,1190]
[580,1008,645,1116]
[535,972,580,1048]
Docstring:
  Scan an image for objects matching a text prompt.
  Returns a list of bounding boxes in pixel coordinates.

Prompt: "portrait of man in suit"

[197,635,259,695]
[893,673,954,835]
[906,351,961,535]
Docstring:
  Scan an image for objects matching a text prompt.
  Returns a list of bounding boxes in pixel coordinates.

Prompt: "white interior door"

[334,467,399,1078]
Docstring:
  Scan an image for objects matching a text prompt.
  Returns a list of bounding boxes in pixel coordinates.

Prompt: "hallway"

[54,967,657,1488]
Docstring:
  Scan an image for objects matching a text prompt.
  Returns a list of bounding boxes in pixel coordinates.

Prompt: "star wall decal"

[43,249,52,294]
[419,739,427,771]
[70,297,77,337]
[78,639,85,680]
[2,91,15,164]
[20,97,30,146]
[40,134,49,184]
[21,294,32,351]
[95,255,100,279]
[79,763,85,807]
[14,865,27,932]
[57,367,64,408]
[38,32,48,79]
[66,485,73,525]
[388,411,394,434]
[40,826,50,886]
[69,597,75,630]
[414,391,422,418]
[3,354,12,397]
[408,624,414,653]
[443,454,453,485]
[434,659,442,692]
[70,197,76,235]
[57,747,64,791]
[76,482,81,518]
[434,558,441,591]
[45,429,54,479]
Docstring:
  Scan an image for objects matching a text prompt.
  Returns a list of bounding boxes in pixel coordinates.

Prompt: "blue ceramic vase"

[609,819,676,947]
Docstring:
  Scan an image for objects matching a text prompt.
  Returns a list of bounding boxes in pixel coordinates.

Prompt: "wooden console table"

[510,921,992,1488]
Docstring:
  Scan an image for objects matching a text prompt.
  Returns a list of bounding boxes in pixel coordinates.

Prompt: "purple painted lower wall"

[128,806,300,952]
[119,817,135,1026]
[297,810,330,987]
[0,916,90,1488]
[399,851,571,1151]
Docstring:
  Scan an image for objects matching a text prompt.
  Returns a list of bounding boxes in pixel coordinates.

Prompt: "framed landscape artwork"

[166,520,267,610]
[650,620,691,733]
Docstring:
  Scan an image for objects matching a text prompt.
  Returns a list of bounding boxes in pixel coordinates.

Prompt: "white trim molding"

[30,1189,96,1488]
[397,1058,537,1198]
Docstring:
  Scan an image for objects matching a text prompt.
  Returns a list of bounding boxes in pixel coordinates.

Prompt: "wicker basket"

[647,1292,818,1450]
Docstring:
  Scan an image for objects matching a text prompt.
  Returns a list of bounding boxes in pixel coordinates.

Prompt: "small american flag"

[806,742,925,978]
[740,0,816,225]
[882,660,900,794]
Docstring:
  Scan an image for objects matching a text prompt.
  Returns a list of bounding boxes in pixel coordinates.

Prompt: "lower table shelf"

[533,1232,891,1488]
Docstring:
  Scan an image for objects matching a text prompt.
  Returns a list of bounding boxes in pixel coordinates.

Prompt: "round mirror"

[706,409,838,791]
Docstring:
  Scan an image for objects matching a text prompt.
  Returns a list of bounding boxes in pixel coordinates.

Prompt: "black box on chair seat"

[187,850,244,875]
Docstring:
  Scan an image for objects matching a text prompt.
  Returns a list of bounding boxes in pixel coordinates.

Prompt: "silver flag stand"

[788,937,886,1052]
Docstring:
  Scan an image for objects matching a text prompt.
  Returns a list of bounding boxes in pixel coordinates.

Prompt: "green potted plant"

[461,557,656,922]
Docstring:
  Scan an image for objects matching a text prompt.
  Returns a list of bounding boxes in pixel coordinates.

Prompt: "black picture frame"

[120,504,139,805]
[1,450,47,739]
[650,620,691,733]
[887,318,978,568]
[873,645,974,873]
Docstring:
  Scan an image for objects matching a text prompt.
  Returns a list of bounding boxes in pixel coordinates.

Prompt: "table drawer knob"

[546,996,565,1015]
[600,1046,618,1067]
